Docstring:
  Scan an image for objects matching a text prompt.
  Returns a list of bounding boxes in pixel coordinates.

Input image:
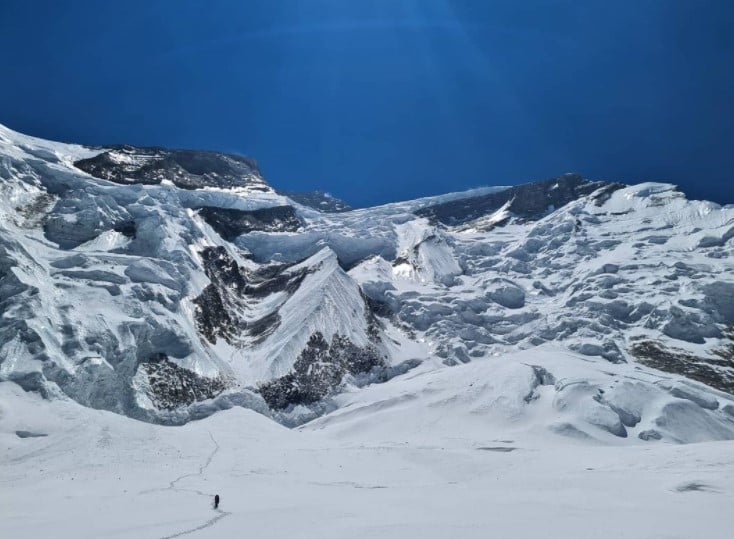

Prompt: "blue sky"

[1,1,732,206]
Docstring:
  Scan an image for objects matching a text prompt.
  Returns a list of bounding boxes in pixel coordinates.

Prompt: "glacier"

[0,123,733,444]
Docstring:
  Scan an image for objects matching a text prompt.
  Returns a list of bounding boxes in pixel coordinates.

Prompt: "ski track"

[141,431,231,539]
[170,431,220,491]
[159,510,231,539]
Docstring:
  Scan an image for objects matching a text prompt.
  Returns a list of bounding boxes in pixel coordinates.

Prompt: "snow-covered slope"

[2,374,734,539]
[1,124,734,446]
[305,346,734,444]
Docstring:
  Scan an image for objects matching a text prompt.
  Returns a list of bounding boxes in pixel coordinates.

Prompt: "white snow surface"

[2,351,734,539]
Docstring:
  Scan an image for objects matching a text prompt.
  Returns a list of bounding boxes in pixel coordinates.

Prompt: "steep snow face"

[225,247,377,381]
[266,249,373,370]
[1,124,734,444]
[0,125,381,423]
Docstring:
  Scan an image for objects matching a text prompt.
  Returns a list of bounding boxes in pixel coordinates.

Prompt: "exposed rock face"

[193,246,309,345]
[278,190,353,212]
[197,205,301,241]
[416,173,624,226]
[193,284,238,345]
[258,332,385,410]
[630,340,734,394]
[74,146,269,191]
[138,354,229,410]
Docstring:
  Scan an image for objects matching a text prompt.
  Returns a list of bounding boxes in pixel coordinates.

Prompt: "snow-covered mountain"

[1,124,734,443]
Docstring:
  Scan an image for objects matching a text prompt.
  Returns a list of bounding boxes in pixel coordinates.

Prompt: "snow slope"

[305,346,734,444]
[2,369,734,539]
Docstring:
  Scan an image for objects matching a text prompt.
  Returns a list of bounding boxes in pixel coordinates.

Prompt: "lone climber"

[214,494,220,509]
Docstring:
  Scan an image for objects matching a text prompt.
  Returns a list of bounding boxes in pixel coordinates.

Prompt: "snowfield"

[2,363,734,539]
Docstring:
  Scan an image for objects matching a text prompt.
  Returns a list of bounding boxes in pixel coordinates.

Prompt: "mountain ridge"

[1,124,733,444]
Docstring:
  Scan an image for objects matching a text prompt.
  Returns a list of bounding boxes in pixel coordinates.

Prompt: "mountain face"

[74,145,267,191]
[275,190,353,213]
[415,173,623,226]
[1,124,734,441]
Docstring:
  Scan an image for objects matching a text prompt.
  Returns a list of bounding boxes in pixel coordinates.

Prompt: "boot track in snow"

[145,431,231,538]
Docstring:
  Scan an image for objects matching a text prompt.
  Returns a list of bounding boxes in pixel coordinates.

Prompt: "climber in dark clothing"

[214,494,220,509]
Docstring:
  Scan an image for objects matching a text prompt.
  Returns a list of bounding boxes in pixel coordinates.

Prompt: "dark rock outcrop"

[193,246,309,345]
[416,174,624,226]
[194,284,237,344]
[197,205,301,241]
[139,354,228,410]
[258,332,385,410]
[630,340,734,394]
[74,146,268,191]
[278,190,353,213]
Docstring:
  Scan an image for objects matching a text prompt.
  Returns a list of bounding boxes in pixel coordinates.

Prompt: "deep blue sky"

[1,1,733,206]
